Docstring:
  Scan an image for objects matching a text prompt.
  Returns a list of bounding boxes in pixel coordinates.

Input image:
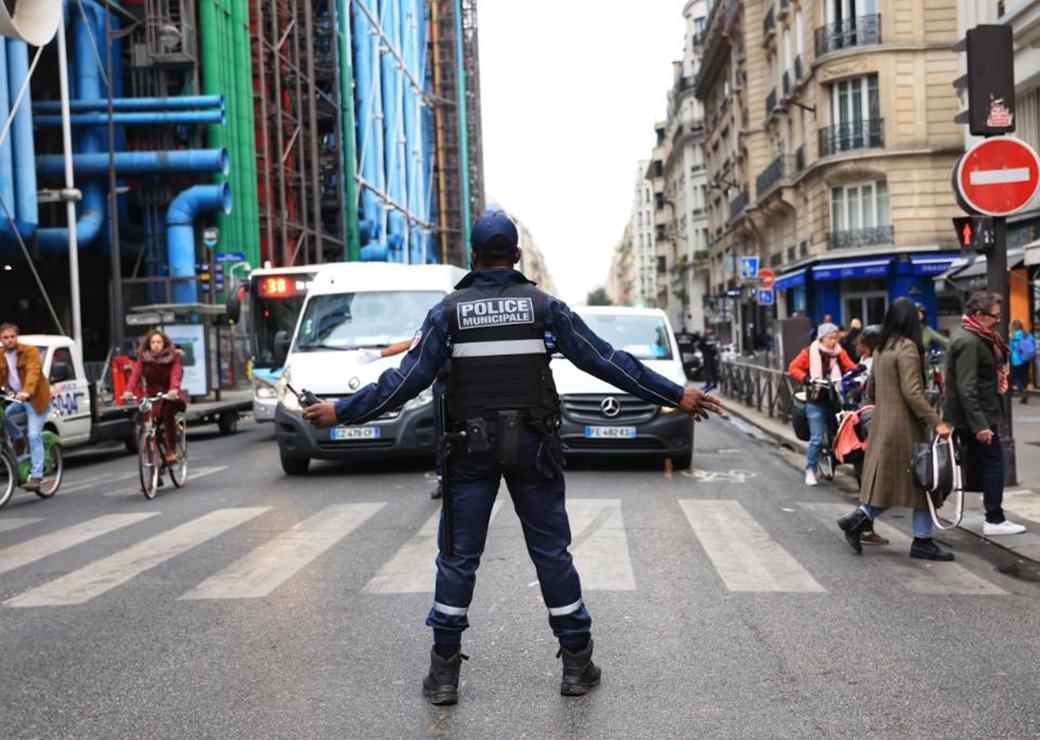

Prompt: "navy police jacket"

[334,268,686,425]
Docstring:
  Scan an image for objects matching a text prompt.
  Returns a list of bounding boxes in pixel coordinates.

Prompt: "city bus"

[229,265,320,421]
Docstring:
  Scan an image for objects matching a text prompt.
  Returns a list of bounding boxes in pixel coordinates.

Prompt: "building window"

[829,180,892,248]
[831,74,879,129]
[657,256,667,274]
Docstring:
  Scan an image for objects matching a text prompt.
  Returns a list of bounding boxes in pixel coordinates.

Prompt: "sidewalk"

[721,397,1040,564]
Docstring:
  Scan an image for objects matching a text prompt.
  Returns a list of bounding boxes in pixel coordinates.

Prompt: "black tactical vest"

[443,281,560,421]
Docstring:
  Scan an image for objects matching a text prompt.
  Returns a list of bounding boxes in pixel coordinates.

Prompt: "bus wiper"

[299,343,355,352]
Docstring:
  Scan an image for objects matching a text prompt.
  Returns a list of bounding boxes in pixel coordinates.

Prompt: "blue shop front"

[772,252,960,327]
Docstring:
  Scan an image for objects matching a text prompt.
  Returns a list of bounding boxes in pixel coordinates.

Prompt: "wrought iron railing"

[719,360,799,422]
[814,14,882,58]
[794,54,803,81]
[782,70,790,96]
[818,118,884,156]
[765,88,777,118]
[729,188,750,221]
[756,154,796,198]
[826,225,894,249]
[763,6,776,39]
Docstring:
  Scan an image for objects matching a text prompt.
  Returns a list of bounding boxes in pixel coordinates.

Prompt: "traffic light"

[952,215,996,253]
[953,25,1015,136]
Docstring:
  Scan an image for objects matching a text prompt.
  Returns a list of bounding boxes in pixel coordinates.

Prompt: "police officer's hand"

[678,387,724,421]
[302,401,339,428]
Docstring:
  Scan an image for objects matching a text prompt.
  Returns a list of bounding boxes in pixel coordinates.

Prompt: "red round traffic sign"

[758,269,775,289]
[955,136,1040,216]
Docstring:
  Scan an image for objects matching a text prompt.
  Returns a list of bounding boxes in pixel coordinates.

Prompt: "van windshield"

[295,291,444,351]
[579,313,674,361]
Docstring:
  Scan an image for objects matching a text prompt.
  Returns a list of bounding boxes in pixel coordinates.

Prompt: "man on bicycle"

[0,323,52,491]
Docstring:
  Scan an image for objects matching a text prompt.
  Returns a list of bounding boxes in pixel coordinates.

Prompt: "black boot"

[836,509,871,554]
[910,537,955,561]
[558,639,601,696]
[422,647,466,705]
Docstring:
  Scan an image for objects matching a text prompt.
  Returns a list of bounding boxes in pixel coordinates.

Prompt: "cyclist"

[788,322,858,486]
[123,330,185,465]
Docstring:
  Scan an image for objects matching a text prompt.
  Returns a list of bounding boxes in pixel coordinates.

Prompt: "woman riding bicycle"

[123,330,185,465]
[788,322,858,487]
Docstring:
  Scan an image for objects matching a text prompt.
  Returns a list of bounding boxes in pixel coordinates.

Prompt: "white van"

[273,262,467,475]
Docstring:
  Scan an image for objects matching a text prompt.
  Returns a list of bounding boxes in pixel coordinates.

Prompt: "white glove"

[357,348,382,365]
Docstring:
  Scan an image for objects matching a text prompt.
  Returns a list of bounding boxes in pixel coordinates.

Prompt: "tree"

[586,287,612,306]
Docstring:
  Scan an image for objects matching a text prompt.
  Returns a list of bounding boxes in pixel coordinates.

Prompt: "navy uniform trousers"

[425,427,592,651]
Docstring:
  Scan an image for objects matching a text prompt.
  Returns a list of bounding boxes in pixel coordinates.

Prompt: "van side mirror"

[273,330,291,367]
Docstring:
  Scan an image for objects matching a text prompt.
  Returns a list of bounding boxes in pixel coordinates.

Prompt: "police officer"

[303,212,724,705]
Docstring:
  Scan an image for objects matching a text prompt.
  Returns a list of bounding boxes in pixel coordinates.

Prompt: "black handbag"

[791,392,811,441]
[911,434,963,529]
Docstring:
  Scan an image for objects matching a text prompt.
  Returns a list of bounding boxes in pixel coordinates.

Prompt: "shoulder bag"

[911,434,963,529]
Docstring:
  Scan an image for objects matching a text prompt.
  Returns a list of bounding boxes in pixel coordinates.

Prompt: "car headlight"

[279,369,301,412]
[403,388,434,411]
[255,379,278,400]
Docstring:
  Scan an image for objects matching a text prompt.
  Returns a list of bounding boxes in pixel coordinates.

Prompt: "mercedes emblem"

[600,397,621,418]
[348,377,361,390]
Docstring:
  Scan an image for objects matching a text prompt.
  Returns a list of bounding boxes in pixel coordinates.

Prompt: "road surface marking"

[5,508,268,607]
[802,503,1007,596]
[969,167,1030,185]
[0,513,158,577]
[680,500,826,593]
[566,499,636,591]
[363,501,503,594]
[0,518,42,535]
[103,466,228,496]
[682,469,757,483]
[181,503,385,600]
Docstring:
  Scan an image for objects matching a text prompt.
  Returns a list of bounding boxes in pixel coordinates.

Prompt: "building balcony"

[826,225,894,249]
[814,14,882,59]
[728,188,750,221]
[765,88,777,119]
[763,6,776,42]
[818,118,884,157]
[755,153,801,199]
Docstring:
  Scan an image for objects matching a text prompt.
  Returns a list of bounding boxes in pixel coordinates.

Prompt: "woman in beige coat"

[836,298,953,560]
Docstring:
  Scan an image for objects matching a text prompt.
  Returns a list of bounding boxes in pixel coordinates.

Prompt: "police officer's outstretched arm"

[302,304,451,428]
[551,302,724,421]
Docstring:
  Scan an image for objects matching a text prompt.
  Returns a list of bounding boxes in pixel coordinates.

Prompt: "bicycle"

[0,391,64,509]
[133,393,188,499]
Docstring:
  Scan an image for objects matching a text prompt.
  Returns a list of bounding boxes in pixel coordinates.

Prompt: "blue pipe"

[33,95,225,113]
[381,0,404,261]
[36,149,230,178]
[0,38,15,236]
[166,183,232,303]
[353,0,383,248]
[7,39,37,237]
[35,110,225,127]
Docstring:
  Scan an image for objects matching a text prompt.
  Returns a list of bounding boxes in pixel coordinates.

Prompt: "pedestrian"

[700,326,720,392]
[836,298,955,559]
[301,211,724,704]
[944,292,1026,536]
[1010,319,1034,404]
[0,323,52,491]
[122,330,186,465]
[916,302,949,351]
[841,318,863,357]
[787,322,858,486]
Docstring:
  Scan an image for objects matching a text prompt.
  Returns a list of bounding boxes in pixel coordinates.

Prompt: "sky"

[478,1,689,303]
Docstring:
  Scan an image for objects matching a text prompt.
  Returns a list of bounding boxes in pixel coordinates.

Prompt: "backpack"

[1018,332,1037,362]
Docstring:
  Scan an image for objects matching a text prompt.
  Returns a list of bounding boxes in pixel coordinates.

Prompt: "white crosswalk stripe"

[5,508,268,607]
[0,518,42,535]
[801,503,1008,596]
[0,513,158,577]
[680,499,827,593]
[102,466,229,496]
[182,503,385,600]
[566,499,636,591]
[363,501,503,594]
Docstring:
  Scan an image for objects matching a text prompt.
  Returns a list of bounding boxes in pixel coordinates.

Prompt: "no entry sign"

[955,136,1040,216]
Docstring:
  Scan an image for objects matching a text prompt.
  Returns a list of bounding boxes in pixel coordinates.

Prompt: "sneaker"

[22,476,42,492]
[860,530,889,546]
[804,468,818,487]
[983,520,1027,536]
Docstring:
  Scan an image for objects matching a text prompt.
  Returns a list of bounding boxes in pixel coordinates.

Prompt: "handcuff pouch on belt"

[463,411,524,466]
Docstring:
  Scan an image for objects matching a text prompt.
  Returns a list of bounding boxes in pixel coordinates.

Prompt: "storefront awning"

[773,268,806,291]
[812,257,891,282]
[935,248,1025,284]
[910,253,960,276]
[1025,238,1040,267]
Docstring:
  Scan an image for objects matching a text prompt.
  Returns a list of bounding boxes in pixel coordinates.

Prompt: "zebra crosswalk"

[0,498,1016,608]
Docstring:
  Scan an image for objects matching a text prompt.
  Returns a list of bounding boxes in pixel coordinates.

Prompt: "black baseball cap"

[471,211,519,252]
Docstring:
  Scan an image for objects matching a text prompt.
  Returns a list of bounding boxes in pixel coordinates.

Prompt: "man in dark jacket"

[943,291,1025,536]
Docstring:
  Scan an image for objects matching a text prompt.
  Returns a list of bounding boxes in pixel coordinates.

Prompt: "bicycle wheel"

[169,421,188,488]
[35,444,63,498]
[0,450,15,509]
[139,432,159,499]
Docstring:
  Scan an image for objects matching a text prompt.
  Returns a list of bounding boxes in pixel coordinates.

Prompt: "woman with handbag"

[836,298,954,561]
[787,322,857,487]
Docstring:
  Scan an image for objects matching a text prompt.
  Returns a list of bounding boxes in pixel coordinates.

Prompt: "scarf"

[142,348,176,365]
[962,315,1010,395]
[809,340,843,385]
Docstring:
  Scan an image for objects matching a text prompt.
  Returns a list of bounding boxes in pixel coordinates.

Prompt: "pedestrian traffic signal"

[952,25,1015,136]
[952,216,996,253]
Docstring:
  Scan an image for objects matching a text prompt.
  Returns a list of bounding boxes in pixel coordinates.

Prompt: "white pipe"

[57,13,81,344]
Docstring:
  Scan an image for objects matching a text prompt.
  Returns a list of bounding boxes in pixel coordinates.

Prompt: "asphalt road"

[2,416,1040,739]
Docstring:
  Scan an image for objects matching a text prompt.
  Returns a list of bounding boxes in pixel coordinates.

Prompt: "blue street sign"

[757,288,775,305]
[739,256,760,279]
[215,252,246,263]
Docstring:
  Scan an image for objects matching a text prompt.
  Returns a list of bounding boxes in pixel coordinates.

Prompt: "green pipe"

[236,0,260,267]
[200,0,233,256]
[337,0,360,261]
[453,0,471,267]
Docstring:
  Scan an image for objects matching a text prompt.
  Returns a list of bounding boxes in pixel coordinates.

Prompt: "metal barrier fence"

[719,359,798,422]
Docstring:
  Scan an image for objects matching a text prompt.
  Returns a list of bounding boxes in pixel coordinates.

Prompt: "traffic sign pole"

[989,217,1018,485]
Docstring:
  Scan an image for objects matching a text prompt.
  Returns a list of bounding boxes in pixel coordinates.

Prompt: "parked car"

[551,307,693,469]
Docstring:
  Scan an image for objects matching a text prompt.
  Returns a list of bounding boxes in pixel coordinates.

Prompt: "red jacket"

[127,350,184,397]
[787,346,858,384]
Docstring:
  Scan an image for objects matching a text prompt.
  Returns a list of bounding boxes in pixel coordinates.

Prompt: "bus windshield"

[252,294,307,368]
[295,291,443,351]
